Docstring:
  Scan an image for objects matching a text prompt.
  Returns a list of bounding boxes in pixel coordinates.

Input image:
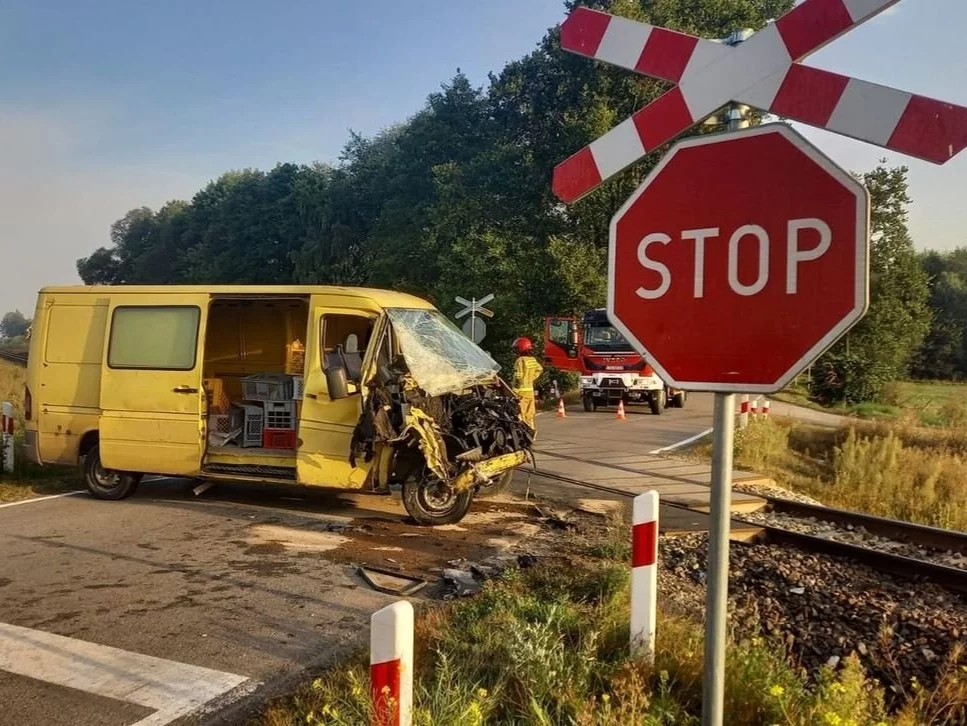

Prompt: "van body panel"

[296,297,382,489]
[98,294,209,475]
[34,295,109,464]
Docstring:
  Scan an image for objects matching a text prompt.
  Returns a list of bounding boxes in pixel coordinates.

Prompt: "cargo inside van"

[200,295,375,471]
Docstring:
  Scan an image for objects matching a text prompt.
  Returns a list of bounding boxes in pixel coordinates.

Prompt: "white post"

[751,397,760,419]
[1,402,13,474]
[631,490,659,662]
[739,394,750,429]
[762,399,771,418]
[370,601,414,726]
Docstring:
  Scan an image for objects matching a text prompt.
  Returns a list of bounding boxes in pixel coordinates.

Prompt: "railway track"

[526,459,967,594]
[0,350,27,366]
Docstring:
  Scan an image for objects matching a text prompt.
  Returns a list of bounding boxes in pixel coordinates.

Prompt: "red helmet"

[513,337,534,355]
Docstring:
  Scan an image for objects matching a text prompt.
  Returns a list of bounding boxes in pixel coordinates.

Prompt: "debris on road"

[356,566,427,596]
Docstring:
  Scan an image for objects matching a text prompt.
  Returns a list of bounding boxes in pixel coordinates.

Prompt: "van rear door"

[99,294,209,476]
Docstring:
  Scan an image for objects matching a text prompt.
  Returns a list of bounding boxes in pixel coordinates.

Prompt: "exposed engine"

[350,355,533,485]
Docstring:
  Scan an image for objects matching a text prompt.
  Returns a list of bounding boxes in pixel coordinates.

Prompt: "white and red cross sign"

[553,0,967,203]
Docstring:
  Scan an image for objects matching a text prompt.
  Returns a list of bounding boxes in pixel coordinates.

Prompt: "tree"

[911,248,967,379]
[0,310,30,340]
[812,165,931,402]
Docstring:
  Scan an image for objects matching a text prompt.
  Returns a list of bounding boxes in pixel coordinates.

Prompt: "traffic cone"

[556,398,567,418]
[616,399,627,421]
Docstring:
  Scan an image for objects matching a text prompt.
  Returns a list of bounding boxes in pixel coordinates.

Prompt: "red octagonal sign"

[608,124,870,393]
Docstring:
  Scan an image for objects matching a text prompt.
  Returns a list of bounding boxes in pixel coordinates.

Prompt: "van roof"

[38,284,435,309]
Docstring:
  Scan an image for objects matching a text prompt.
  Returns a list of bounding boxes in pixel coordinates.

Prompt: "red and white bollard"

[762,399,770,418]
[738,395,750,429]
[751,397,760,418]
[1,402,13,474]
[370,601,414,726]
[631,490,659,662]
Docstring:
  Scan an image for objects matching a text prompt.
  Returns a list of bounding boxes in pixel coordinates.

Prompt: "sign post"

[455,294,494,345]
[553,2,967,724]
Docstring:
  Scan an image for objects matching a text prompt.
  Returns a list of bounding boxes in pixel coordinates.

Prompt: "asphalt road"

[0,392,792,726]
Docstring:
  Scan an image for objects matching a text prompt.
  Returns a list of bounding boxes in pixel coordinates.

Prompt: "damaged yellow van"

[23,286,532,525]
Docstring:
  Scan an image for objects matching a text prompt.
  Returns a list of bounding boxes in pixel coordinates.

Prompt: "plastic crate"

[208,414,231,434]
[230,404,264,447]
[204,378,230,413]
[264,401,295,430]
[241,374,292,402]
[263,428,297,450]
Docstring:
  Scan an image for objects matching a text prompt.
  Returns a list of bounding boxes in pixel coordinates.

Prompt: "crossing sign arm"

[553,2,967,203]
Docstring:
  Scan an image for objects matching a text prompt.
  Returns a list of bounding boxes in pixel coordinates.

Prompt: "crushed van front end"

[350,308,533,525]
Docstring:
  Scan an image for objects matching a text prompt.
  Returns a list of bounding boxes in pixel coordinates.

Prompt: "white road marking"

[0,491,84,510]
[0,621,250,726]
[648,428,713,455]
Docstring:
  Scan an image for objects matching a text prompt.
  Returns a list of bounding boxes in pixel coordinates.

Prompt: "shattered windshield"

[387,308,500,396]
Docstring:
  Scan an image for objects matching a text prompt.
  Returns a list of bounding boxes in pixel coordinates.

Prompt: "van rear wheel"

[402,473,474,526]
[84,445,141,500]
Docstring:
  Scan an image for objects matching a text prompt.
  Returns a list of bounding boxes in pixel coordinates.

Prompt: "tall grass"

[258,545,942,726]
[733,417,967,531]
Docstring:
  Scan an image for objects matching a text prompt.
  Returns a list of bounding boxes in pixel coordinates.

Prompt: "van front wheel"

[84,446,141,500]
[402,474,474,526]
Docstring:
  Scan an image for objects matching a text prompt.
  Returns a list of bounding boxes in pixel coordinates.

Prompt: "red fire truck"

[543,309,685,415]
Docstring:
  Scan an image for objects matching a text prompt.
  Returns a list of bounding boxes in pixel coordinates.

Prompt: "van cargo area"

[202,297,309,473]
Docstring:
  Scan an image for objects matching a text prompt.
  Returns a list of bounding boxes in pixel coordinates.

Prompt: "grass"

[775,379,967,428]
[258,522,965,726]
[719,416,967,532]
[0,358,82,501]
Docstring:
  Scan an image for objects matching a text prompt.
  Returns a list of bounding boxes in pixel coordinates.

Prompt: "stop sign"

[608,124,869,393]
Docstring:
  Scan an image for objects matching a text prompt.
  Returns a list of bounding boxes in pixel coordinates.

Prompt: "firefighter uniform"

[513,354,544,431]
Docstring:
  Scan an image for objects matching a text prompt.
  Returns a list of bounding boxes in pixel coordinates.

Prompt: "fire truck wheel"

[582,394,596,413]
[650,390,665,416]
[672,391,687,408]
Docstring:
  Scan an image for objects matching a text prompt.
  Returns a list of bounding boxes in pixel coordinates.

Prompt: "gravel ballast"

[660,533,967,699]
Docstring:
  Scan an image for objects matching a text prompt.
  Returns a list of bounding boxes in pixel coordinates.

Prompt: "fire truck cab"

[544,310,685,415]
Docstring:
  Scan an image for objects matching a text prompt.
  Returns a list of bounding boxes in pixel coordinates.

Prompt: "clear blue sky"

[1,0,965,314]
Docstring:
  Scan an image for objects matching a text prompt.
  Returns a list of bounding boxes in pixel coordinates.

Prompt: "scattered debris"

[356,566,427,597]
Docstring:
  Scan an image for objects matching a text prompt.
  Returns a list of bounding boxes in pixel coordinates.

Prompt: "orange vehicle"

[544,309,685,414]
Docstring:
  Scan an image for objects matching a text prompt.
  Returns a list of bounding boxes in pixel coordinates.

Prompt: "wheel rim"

[91,458,122,492]
[418,478,459,514]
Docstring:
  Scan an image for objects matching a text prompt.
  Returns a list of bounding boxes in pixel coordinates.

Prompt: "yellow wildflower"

[823,714,843,726]
[769,684,785,697]
[476,688,488,700]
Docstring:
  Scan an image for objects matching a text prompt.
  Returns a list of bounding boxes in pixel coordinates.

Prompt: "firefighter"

[512,337,543,431]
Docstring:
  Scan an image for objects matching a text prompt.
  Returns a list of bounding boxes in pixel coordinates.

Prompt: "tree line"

[72,0,953,402]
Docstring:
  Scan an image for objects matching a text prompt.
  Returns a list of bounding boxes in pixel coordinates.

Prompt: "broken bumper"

[453,449,529,491]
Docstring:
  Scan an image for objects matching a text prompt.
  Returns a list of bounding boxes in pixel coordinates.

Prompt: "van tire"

[402,474,474,526]
[83,446,141,500]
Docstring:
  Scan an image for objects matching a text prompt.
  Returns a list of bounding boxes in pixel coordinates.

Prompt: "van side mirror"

[326,367,350,400]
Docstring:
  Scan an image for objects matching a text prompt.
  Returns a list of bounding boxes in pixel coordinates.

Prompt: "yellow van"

[23,285,531,525]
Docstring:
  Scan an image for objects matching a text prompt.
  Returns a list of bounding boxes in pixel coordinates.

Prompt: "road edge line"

[0,490,85,509]
[649,428,713,455]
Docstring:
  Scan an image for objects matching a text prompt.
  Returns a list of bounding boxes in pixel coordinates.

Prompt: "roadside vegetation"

[724,416,967,532]
[0,359,80,501]
[260,523,964,725]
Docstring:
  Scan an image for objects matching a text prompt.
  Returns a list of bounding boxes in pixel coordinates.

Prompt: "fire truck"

[543,309,686,415]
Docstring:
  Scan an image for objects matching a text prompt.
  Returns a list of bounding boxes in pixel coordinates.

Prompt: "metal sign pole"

[703,392,735,726]
[470,299,476,345]
[701,30,750,726]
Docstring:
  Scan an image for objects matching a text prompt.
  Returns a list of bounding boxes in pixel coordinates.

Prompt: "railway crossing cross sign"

[455,294,494,345]
[553,0,967,204]
[554,2,967,724]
